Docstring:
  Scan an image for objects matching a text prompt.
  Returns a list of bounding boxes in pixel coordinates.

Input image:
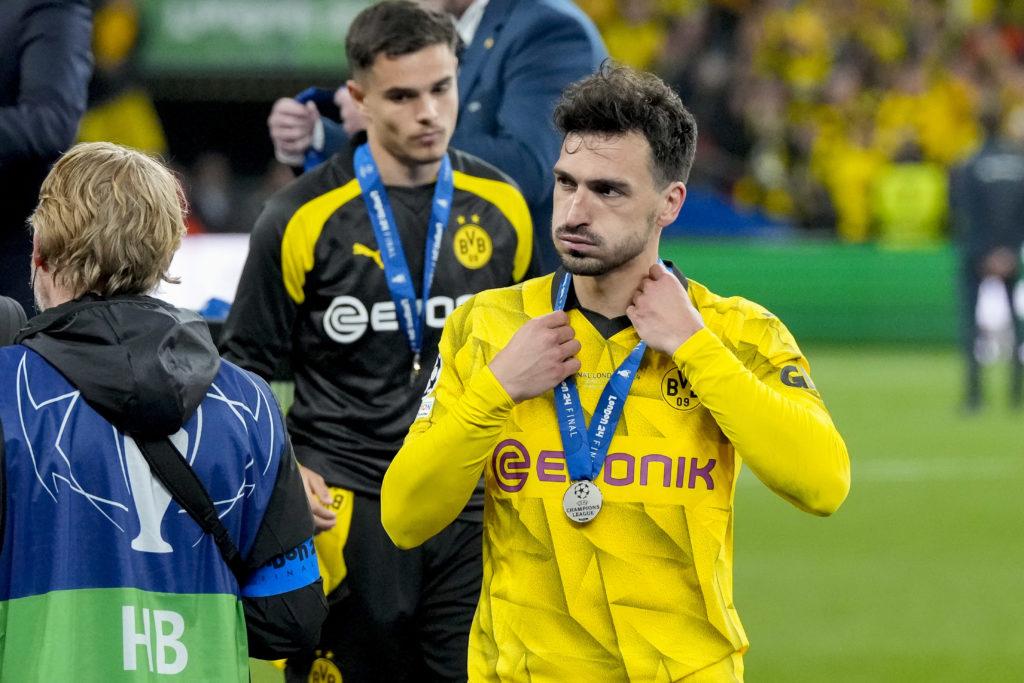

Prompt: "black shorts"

[285,491,482,683]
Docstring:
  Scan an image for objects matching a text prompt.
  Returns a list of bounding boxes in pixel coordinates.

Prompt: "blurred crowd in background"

[76,0,1024,244]
[584,0,1024,244]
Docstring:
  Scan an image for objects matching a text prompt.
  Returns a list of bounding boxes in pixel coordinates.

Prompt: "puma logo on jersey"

[353,243,383,269]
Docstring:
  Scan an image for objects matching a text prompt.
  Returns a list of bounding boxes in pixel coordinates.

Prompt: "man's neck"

[367,138,442,187]
[571,256,659,320]
[34,277,76,312]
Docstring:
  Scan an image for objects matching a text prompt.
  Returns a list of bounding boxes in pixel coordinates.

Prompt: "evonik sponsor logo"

[492,439,716,493]
[323,293,472,343]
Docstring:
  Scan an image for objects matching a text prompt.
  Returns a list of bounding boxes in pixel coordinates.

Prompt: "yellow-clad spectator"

[811,117,887,242]
[875,60,980,166]
[601,0,669,70]
[871,141,949,246]
[754,0,833,97]
[76,0,168,155]
[918,72,982,165]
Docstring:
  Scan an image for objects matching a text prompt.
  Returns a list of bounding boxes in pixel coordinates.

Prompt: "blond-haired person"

[0,142,327,680]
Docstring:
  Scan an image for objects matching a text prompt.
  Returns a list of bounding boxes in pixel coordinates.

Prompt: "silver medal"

[562,480,603,523]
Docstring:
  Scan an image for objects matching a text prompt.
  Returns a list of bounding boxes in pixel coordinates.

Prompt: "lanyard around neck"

[354,142,454,373]
[552,271,646,481]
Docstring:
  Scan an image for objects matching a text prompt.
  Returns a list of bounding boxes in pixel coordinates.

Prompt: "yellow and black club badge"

[308,652,343,682]
[661,368,701,411]
[453,215,492,269]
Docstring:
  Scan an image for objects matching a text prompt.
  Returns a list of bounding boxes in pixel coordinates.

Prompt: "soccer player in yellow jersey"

[382,63,851,682]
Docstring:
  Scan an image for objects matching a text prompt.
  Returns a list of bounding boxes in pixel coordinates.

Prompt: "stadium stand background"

[99,0,1024,344]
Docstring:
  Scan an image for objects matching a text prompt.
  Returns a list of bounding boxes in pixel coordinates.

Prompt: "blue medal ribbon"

[354,143,454,378]
[553,271,646,481]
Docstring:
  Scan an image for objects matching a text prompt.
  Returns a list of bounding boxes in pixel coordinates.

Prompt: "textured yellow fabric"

[382,272,850,682]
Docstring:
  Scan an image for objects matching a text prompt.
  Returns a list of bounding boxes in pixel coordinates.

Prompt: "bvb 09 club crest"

[661,368,700,411]
[308,654,343,682]
[453,215,492,269]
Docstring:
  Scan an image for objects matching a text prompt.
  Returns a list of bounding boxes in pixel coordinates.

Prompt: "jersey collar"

[548,262,689,339]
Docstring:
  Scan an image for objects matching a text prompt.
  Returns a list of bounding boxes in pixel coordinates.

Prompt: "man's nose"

[562,189,590,226]
[417,96,439,122]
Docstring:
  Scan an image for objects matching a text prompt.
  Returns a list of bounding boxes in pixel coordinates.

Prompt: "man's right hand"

[268,98,319,167]
[489,310,582,403]
[298,463,337,531]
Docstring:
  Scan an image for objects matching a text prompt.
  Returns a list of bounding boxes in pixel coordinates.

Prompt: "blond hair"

[30,141,188,297]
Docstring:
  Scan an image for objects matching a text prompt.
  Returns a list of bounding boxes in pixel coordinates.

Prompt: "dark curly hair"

[346,0,459,75]
[553,61,697,187]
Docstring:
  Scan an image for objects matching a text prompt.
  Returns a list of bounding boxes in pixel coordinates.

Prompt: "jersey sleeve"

[381,302,515,549]
[217,199,298,380]
[240,400,328,658]
[673,323,850,516]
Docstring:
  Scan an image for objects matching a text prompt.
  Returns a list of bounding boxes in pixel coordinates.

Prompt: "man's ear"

[656,181,687,228]
[347,79,365,107]
[346,79,373,126]
[31,233,46,270]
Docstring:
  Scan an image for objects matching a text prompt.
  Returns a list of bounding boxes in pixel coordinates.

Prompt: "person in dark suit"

[268,0,607,271]
[949,102,1024,410]
[0,0,92,317]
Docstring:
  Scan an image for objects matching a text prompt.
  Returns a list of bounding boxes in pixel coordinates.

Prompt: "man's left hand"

[627,264,704,356]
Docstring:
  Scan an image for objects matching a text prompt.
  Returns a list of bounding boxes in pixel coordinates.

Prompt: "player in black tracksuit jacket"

[219,131,537,681]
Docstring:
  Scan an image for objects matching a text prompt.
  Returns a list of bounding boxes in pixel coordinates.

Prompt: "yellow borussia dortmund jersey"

[383,268,850,682]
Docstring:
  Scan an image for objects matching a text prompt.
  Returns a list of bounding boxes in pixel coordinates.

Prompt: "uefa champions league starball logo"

[563,480,603,523]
